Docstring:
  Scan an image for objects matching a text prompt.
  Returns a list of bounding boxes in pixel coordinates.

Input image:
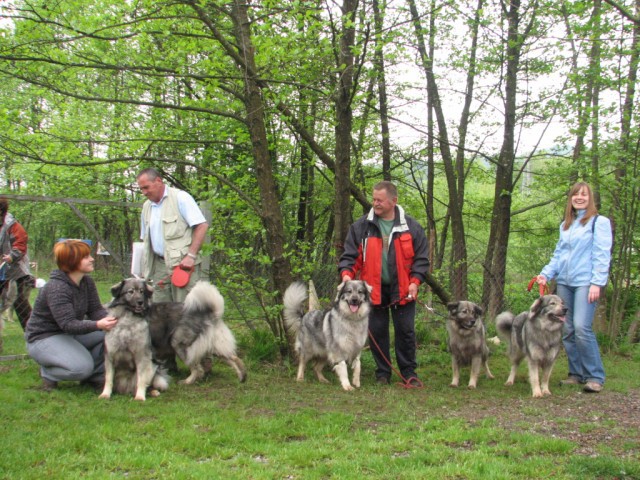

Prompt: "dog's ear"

[447,302,459,313]
[474,304,484,318]
[529,297,544,316]
[110,281,125,299]
[335,282,346,303]
[362,281,373,301]
[144,282,154,298]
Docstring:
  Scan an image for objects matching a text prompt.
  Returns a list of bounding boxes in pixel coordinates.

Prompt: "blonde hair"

[562,182,598,231]
[53,240,92,273]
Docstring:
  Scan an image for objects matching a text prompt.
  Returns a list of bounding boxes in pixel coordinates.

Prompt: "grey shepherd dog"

[496,294,567,398]
[147,280,247,385]
[446,301,494,389]
[100,278,170,401]
[282,280,372,391]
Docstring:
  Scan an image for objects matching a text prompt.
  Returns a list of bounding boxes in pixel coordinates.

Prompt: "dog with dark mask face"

[283,280,372,391]
[446,301,494,389]
[100,278,170,401]
[496,294,568,398]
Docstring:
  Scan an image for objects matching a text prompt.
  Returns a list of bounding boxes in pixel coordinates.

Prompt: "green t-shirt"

[378,218,394,285]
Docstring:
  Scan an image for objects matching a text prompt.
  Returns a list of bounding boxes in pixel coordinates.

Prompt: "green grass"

[1,295,639,479]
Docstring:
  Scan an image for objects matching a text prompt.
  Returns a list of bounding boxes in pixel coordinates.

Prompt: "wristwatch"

[187,253,197,259]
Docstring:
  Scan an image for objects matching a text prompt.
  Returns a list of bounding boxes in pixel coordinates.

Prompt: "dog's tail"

[282,281,308,333]
[184,281,224,321]
[495,311,515,340]
[180,281,246,382]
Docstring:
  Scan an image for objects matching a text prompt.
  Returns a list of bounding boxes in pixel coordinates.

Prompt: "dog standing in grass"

[147,280,247,385]
[496,294,567,398]
[283,280,372,391]
[446,301,494,389]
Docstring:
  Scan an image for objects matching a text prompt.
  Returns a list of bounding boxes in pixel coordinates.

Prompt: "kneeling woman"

[25,240,117,391]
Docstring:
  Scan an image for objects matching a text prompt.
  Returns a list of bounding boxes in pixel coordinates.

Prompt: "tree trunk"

[333,0,358,261]
[607,0,640,343]
[226,0,293,347]
[372,0,392,180]
[482,0,522,319]
[408,0,468,300]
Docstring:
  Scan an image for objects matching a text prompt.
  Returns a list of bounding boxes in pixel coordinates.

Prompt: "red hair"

[53,240,92,273]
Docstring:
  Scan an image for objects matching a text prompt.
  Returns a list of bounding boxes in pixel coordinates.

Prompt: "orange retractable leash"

[527,276,549,297]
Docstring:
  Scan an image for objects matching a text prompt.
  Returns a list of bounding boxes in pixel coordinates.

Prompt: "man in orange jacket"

[339,181,429,385]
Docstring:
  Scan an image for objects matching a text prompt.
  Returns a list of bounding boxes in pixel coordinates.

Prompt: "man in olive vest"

[137,168,209,303]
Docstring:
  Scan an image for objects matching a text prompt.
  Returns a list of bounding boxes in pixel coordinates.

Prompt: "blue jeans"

[556,284,605,385]
[27,331,106,383]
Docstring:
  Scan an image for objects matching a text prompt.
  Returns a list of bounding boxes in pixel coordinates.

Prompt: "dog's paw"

[149,389,161,398]
[467,384,477,390]
[504,380,514,386]
[98,392,111,399]
[134,394,146,401]
[341,384,354,391]
[449,382,459,388]
[532,390,544,398]
[542,389,552,396]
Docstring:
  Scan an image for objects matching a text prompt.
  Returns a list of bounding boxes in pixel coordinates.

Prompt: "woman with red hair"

[25,240,118,391]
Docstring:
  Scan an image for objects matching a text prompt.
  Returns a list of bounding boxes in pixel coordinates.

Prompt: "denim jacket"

[540,210,612,287]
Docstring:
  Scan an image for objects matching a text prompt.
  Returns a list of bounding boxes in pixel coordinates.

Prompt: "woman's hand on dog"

[97,316,118,331]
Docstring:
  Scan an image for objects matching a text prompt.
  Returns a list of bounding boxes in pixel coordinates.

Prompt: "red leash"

[367,329,423,389]
[527,276,549,297]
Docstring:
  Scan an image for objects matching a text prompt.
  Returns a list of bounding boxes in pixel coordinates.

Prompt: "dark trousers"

[0,276,33,330]
[368,284,418,380]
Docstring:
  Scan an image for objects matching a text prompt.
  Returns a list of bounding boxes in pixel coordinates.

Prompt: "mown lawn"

[0,307,638,479]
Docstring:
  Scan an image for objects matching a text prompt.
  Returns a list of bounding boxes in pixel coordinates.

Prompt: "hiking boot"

[583,382,603,393]
[41,377,58,392]
[407,377,422,388]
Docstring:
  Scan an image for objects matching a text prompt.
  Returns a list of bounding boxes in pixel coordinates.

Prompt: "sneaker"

[583,382,603,393]
[560,376,582,386]
[376,376,390,385]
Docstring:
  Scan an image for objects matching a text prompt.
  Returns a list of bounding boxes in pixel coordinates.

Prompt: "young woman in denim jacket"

[536,182,612,393]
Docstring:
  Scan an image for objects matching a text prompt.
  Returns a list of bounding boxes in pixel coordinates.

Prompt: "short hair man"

[0,198,34,330]
[339,181,430,385]
[136,168,209,302]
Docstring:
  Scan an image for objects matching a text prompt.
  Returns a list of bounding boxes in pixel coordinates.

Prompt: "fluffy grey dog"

[100,278,170,401]
[283,280,372,391]
[148,281,247,385]
[446,301,494,389]
[496,294,567,398]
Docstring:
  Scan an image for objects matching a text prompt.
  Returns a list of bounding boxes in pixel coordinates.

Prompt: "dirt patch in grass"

[448,387,640,458]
